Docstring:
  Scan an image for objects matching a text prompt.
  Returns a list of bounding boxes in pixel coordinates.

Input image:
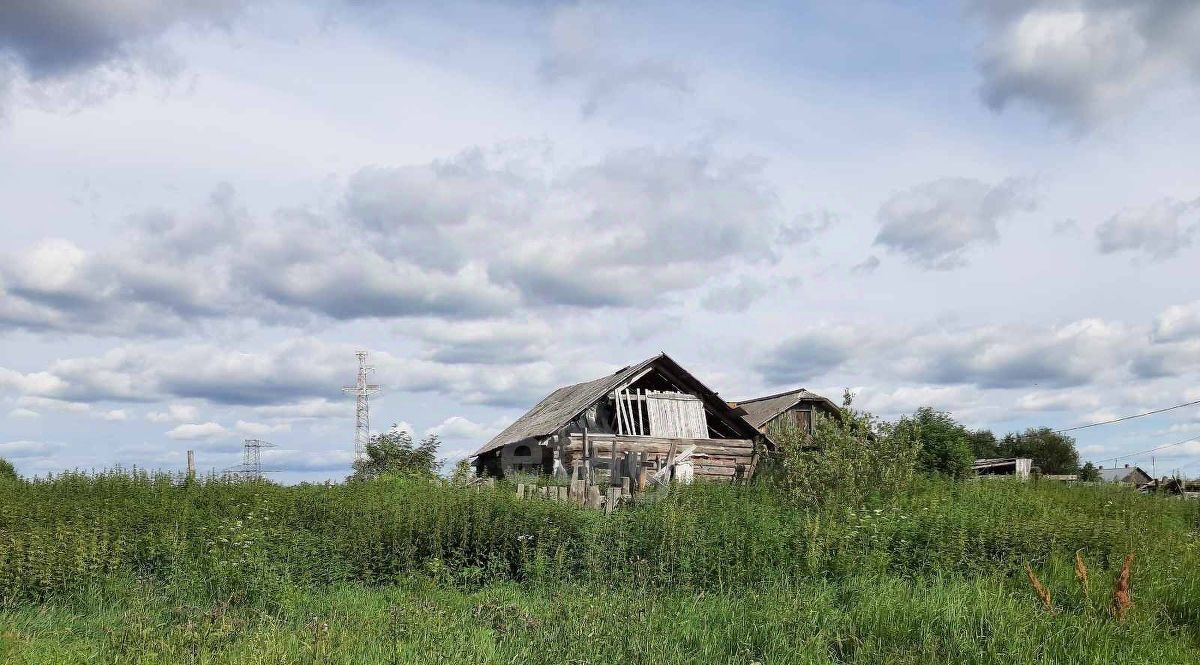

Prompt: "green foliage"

[449,459,474,484]
[966,429,999,458]
[768,402,920,509]
[1079,461,1101,482]
[896,407,975,478]
[348,427,442,482]
[998,427,1080,474]
[0,458,17,482]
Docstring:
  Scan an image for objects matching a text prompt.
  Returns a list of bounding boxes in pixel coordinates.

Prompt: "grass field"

[0,473,1197,663]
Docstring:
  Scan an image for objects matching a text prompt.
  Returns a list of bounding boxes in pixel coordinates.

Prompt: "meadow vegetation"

[0,408,1197,663]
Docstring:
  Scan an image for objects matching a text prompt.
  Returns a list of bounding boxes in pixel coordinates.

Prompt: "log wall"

[564,433,754,481]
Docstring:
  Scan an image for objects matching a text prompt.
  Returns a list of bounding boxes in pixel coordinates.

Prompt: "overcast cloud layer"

[1,1,1199,480]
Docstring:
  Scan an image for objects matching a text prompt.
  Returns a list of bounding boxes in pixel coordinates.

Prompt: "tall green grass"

[0,471,1197,662]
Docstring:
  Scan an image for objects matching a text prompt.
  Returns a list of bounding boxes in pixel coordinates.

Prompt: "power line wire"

[1051,398,1200,434]
[1095,433,1200,466]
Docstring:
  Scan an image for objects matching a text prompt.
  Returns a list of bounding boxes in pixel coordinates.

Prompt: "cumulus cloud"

[2,144,796,335]
[756,329,856,385]
[0,1,255,112]
[146,403,200,423]
[1095,197,1199,258]
[234,419,290,436]
[252,399,347,420]
[873,177,1035,270]
[700,277,767,313]
[0,337,597,412]
[973,0,1200,127]
[902,319,1130,389]
[1153,300,1200,343]
[1013,391,1102,412]
[165,421,230,441]
[0,440,62,459]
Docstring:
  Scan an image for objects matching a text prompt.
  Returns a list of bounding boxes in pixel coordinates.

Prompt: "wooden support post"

[587,485,603,509]
[621,476,631,500]
[610,440,619,487]
[582,427,592,486]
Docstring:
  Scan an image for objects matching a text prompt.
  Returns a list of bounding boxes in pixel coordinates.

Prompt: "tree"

[449,458,475,484]
[768,396,920,508]
[966,429,999,459]
[348,427,442,482]
[1079,461,1101,482]
[0,458,17,482]
[896,407,975,478]
[997,427,1080,475]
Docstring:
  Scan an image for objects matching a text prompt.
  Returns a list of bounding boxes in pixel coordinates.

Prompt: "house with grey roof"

[472,353,771,482]
[729,388,840,437]
[1096,464,1153,486]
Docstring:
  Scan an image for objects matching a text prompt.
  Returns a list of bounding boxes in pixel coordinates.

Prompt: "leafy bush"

[348,427,442,482]
[766,400,920,509]
[896,407,975,478]
[0,458,17,482]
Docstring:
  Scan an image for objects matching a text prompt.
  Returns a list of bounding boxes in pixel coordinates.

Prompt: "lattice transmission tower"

[343,351,380,462]
[226,438,276,481]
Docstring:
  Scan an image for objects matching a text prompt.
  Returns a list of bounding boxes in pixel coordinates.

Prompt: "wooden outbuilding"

[472,353,773,482]
[730,388,840,437]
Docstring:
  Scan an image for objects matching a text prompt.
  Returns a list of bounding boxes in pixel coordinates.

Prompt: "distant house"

[972,457,1033,479]
[729,388,840,436]
[1097,464,1153,485]
[472,354,773,482]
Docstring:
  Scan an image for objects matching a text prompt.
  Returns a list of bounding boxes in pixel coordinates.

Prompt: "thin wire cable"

[1051,398,1200,434]
[1095,433,1200,465]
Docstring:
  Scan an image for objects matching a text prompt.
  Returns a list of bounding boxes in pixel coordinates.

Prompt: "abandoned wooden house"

[729,388,840,436]
[471,353,773,482]
[1097,464,1153,486]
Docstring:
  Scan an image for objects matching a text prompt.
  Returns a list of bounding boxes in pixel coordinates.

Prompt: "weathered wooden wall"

[564,433,753,481]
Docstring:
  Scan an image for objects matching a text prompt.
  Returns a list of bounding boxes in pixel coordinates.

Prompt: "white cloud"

[974,0,1200,127]
[1096,198,1199,258]
[234,419,290,436]
[166,421,230,441]
[1153,301,1200,343]
[874,177,1035,269]
[0,440,61,459]
[146,403,200,423]
[425,415,506,442]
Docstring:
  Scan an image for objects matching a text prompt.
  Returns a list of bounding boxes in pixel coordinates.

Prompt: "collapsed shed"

[472,353,772,482]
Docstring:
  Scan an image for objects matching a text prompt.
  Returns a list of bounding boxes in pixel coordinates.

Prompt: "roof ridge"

[734,387,810,404]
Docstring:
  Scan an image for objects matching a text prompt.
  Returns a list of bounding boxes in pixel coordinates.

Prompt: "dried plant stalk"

[1025,561,1052,611]
[1112,553,1134,620]
[1075,550,1090,599]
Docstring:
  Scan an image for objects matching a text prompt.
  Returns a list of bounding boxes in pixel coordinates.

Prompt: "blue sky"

[1,0,1199,481]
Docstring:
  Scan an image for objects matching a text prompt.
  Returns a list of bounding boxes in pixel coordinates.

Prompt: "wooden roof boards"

[472,353,767,457]
[731,388,840,430]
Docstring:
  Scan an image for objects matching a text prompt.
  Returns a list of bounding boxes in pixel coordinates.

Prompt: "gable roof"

[1097,466,1152,483]
[473,353,764,457]
[731,388,840,430]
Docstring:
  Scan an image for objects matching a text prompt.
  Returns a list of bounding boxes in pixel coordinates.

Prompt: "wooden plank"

[565,440,754,458]
[635,388,644,436]
[565,434,753,451]
[650,445,697,484]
